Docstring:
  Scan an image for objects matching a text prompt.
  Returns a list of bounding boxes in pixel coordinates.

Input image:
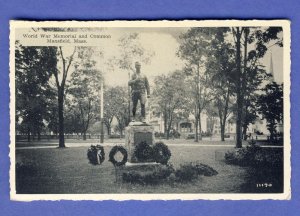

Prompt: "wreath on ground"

[134,141,154,162]
[134,141,171,164]
[109,145,128,167]
[153,142,171,165]
[87,145,105,165]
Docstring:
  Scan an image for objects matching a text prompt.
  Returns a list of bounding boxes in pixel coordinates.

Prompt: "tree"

[15,44,57,141]
[205,28,235,141]
[257,82,283,141]
[53,47,77,147]
[66,47,103,140]
[114,87,130,136]
[206,105,218,137]
[178,28,224,141]
[103,86,129,136]
[152,70,188,139]
[231,27,283,147]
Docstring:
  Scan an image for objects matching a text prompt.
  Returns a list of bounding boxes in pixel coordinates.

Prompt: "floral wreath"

[134,141,154,162]
[87,145,105,165]
[153,142,171,165]
[109,145,128,167]
[133,141,171,164]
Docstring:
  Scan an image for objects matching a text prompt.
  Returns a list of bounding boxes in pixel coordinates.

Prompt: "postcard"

[10,20,291,201]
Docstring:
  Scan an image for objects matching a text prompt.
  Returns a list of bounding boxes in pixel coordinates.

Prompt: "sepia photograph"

[9,20,290,201]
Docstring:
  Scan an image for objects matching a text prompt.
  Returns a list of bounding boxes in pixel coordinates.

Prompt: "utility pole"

[100,81,104,143]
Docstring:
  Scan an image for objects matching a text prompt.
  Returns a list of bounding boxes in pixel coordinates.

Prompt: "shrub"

[225,145,283,167]
[122,164,174,185]
[122,162,218,185]
[190,162,219,176]
[175,162,218,182]
[175,164,198,182]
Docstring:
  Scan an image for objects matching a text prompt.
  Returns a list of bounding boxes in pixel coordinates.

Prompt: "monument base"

[125,121,155,163]
[125,162,159,167]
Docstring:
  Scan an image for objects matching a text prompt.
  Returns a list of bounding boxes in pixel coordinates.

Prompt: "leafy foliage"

[122,162,218,185]
[15,44,58,140]
[104,86,129,136]
[152,70,189,139]
[65,47,103,139]
[122,164,174,185]
[225,145,283,167]
[257,82,283,141]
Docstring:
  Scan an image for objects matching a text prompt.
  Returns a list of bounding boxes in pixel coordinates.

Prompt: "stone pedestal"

[125,122,155,163]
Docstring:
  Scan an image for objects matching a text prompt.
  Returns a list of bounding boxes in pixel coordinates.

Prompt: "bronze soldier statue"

[128,61,150,122]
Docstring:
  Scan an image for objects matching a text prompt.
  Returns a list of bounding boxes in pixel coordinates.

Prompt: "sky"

[95,27,283,87]
[94,28,186,87]
[16,27,284,87]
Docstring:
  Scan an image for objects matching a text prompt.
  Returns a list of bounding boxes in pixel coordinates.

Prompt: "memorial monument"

[126,62,155,163]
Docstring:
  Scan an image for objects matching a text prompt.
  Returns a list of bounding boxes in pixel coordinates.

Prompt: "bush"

[122,162,218,185]
[186,133,195,139]
[175,164,198,182]
[224,134,230,138]
[155,132,165,138]
[175,162,218,182]
[190,162,219,176]
[225,145,283,167]
[122,164,174,185]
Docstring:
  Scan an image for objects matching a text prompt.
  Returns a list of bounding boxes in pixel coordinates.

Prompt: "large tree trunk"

[166,129,170,140]
[236,95,243,148]
[27,127,30,142]
[221,126,225,141]
[198,112,202,141]
[58,88,65,148]
[242,124,248,140]
[220,120,225,141]
[37,132,41,141]
[83,132,87,140]
[164,111,168,139]
[194,114,199,142]
[235,27,243,148]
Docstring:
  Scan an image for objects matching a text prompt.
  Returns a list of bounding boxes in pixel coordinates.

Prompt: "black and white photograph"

[10,20,290,200]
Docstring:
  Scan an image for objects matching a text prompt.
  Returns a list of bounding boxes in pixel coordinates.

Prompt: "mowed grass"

[16,145,248,194]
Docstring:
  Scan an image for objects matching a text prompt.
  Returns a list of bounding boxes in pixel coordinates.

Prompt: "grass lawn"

[15,145,252,194]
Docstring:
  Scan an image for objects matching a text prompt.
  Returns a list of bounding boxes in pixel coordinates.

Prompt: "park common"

[10,20,291,201]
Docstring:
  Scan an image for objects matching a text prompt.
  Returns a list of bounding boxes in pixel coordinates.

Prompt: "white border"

[9,20,291,201]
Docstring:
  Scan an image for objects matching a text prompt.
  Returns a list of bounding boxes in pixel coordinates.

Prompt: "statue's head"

[135,61,141,73]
